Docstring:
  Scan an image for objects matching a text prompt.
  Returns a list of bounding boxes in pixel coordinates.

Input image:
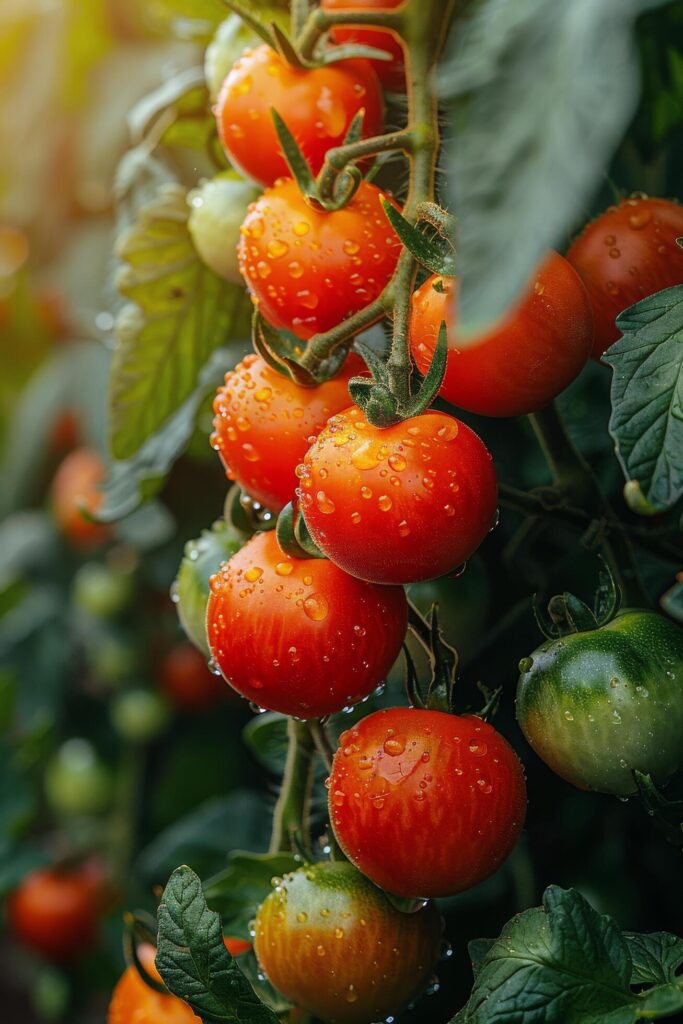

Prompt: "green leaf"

[440,0,660,337]
[101,347,245,521]
[203,850,298,939]
[401,320,449,418]
[111,183,252,460]
[625,932,683,986]
[468,938,496,978]
[242,713,288,774]
[381,199,455,276]
[137,791,269,884]
[454,886,636,1024]
[128,67,218,155]
[604,285,683,514]
[156,865,279,1023]
[270,110,318,198]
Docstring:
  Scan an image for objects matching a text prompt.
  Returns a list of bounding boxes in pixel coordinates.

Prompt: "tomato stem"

[316,128,415,204]
[308,719,335,772]
[297,6,405,63]
[269,719,315,856]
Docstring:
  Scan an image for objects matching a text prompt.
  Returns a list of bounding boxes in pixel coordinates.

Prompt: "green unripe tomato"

[111,690,171,744]
[174,519,245,656]
[204,12,288,100]
[72,563,134,619]
[45,739,113,818]
[516,610,683,796]
[188,172,261,284]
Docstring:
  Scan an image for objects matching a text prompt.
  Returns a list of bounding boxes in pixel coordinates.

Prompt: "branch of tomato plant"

[528,403,649,606]
[269,719,315,856]
[498,484,681,563]
[298,0,456,419]
[307,719,335,772]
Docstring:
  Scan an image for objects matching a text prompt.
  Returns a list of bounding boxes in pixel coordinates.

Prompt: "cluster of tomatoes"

[162,10,683,1024]
[26,4,683,1022]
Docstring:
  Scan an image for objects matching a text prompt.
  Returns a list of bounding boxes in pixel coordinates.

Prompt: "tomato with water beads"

[216,45,384,188]
[211,353,363,512]
[566,195,683,359]
[298,407,497,584]
[409,253,594,418]
[254,860,441,1024]
[328,707,527,898]
[238,178,401,340]
[206,530,407,718]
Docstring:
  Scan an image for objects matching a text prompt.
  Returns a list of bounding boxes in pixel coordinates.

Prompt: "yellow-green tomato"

[254,861,441,1024]
[516,610,683,796]
[188,172,260,284]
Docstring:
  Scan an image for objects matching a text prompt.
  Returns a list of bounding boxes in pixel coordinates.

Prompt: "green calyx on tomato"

[253,860,442,1024]
[516,607,683,796]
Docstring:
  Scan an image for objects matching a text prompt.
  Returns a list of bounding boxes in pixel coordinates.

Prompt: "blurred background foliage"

[0,0,681,1021]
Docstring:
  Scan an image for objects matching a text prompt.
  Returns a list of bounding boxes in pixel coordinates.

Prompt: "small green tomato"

[204,12,287,100]
[72,562,134,619]
[111,690,171,743]
[45,739,113,818]
[188,172,260,284]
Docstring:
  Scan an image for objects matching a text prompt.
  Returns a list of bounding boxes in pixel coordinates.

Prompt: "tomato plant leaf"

[156,864,279,1023]
[202,851,298,940]
[242,713,289,774]
[111,184,252,460]
[604,285,683,514]
[625,932,683,986]
[128,67,216,155]
[454,886,636,1024]
[441,0,661,338]
[101,347,241,521]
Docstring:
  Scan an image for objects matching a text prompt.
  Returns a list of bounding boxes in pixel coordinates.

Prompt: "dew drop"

[275,561,293,577]
[244,566,262,583]
[384,737,406,756]
[304,593,329,621]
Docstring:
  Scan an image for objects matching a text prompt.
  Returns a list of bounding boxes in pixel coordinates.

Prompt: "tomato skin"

[51,447,110,549]
[516,610,683,796]
[216,44,384,188]
[206,530,407,718]
[9,866,104,962]
[158,643,222,712]
[238,178,401,340]
[254,861,441,1024]
[298,406,498,585]
[175,521,246,657]
[410,254,594,418]
[329,708,526,898]
[566,196,683,359]
[320,0,406,92]
[211,353,361,512]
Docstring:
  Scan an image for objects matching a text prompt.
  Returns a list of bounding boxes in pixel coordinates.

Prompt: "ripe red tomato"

[566,195,683,359]
[254,861,441,1024]
[108,939,248,1024]
[158,642,222,712]
[298,406,497,584]
[9,864,104,962]
[410,253,594,418]
[320,0,406,93]
[211,352,363,512]
[51,447,110,549]
[238,178,401,340]
[216,44,384,188]
[329,707,527,898]
[206,530,407,718]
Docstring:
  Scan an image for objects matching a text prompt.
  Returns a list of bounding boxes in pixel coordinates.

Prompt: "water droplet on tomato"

[468,739,487,756]
[316,490,335,514]
[244,566,262,583]
[378,494,393,511]
[384,737,406,756]
[304,593,329,621]
[267,239,289,259]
